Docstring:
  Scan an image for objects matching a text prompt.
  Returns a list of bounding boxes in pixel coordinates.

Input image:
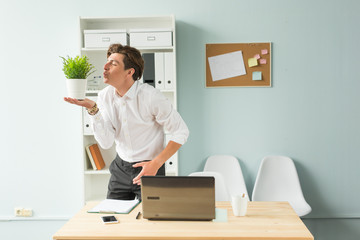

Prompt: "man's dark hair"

[107,44,144,81]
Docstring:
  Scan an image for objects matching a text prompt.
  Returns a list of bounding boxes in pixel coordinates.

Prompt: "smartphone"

[101,215,118,224]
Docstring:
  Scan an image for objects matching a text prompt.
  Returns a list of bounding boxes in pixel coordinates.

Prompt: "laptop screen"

[141,176,215,220]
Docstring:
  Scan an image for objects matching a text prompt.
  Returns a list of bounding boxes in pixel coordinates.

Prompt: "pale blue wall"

[1,0,359,239]
[176,0,360,219]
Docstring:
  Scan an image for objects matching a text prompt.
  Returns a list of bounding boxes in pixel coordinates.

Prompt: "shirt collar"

[125,81,138,99]
[112,81,138,100]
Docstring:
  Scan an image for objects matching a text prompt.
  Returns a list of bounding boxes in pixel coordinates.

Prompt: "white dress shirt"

[89,81,189,163]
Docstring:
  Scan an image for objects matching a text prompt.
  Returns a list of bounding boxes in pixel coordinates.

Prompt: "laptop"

[141,176,215,220]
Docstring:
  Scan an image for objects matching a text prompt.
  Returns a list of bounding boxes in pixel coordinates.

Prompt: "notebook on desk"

[141,176,215,220]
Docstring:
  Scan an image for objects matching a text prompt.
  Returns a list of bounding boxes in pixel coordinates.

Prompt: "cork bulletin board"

[206,42,271,87]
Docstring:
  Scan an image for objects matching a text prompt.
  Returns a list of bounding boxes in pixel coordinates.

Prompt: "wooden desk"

[53,201,313,240]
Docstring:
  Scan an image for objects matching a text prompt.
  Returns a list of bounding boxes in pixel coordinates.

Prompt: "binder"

[142,53,155,87]
[164,52,174,89]
[155,52,165,89]
[164,135,178,175]
[88,199,140,214]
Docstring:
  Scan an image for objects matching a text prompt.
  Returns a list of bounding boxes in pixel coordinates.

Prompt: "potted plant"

[60,55,95,100]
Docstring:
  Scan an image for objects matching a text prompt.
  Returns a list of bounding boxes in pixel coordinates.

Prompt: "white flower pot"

[66,78,87,100]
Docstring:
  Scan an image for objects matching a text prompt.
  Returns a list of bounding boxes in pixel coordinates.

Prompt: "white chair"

[204,155,249,200]
[252,156,312,217]
[189,171,230,201]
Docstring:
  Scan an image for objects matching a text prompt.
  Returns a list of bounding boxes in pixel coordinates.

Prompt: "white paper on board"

[208,50,246,81]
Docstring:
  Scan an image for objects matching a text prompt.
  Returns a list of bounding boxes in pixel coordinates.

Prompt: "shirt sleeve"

[150,89,189,145]
[88,92,116,149]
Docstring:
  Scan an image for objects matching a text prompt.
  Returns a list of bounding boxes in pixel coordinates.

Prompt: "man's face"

[103,53,132,87]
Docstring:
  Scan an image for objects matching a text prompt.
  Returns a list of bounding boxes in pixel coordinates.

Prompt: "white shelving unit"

[79,15,178,202]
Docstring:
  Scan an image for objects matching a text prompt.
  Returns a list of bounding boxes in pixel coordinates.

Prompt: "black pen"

[136,211,141,219]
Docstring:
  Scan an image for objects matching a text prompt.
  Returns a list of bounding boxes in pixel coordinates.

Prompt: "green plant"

[60,55,95,79]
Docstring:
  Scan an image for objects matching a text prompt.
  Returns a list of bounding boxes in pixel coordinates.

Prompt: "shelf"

[80,15,174,25]
[84,169,110,175]
[160,89,176,93]
[80,15,178,203]
[82,47,174,52]
[86,90,100,95]
[86,89,175,95]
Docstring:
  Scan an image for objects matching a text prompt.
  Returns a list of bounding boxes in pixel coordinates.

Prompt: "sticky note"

[259,59,267,64]
[213,208,228,222]
[248,58,258,67]
[261,49,268,55]
[252,71,262,80]
[254,54,261,59]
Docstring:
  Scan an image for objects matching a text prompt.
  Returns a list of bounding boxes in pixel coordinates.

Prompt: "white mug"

[231,194,248,216]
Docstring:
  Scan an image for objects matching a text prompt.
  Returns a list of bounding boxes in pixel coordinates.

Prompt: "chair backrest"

[188,171,230,201]
[204,155,249,200]
[252,156,312,217]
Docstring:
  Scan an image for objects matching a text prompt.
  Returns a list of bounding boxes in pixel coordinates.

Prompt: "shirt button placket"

[122,99,132,159]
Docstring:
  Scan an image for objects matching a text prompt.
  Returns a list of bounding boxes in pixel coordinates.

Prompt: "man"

[64,44,189,200]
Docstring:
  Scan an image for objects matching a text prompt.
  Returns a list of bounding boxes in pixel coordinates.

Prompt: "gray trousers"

[107,154,165,201]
